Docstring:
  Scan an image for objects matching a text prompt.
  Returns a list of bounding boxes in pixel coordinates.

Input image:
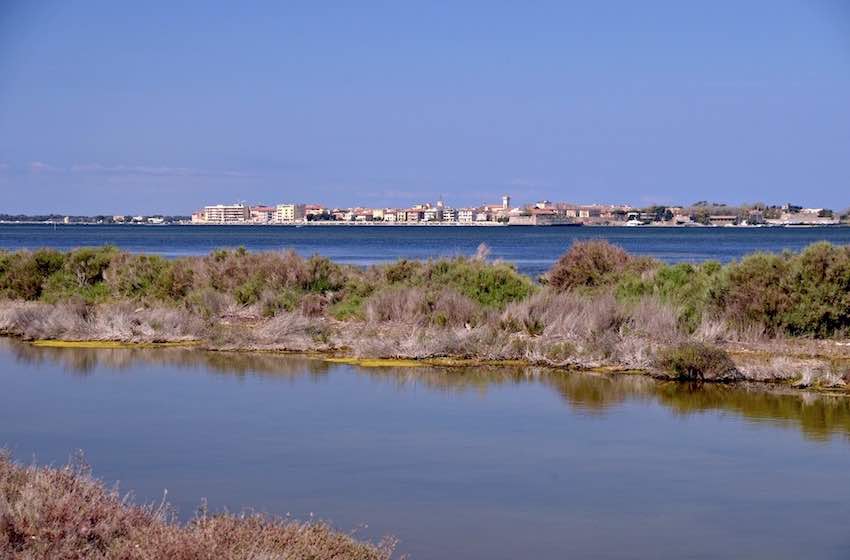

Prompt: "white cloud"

[29,161,62,173]
[70,163,252,178]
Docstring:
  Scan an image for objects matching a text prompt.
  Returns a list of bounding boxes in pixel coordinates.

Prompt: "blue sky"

[1,0,849,214]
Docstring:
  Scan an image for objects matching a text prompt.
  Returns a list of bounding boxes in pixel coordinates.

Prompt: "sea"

[2,223,850,276]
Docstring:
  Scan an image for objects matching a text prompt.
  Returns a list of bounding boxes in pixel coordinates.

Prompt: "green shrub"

[156,260,195,301]
[656,342,739,381]
[330,293,365,320]
[65,247,117,287]
[23,246,117,304]
[0,253,39,300]
[615,261,722,333]
[212,249,229,262]
[383,259,421,284]
[303,256,346,293]
[234,274,265,305]
[427,259,533,308]
[40,271,111,304]
[781,242,850,337]
[261,289,301,317]
[0,250,67,300]
[105,254,168,299]
[614,271,653,302]
[711,252,791,335]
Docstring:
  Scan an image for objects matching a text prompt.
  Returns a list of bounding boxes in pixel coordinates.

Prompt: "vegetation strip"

[31,339,199,349]
[1,240,849,389]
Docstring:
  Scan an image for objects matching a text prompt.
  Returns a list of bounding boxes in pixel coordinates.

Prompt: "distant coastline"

[1,220,846,228]
[4,198,847,227]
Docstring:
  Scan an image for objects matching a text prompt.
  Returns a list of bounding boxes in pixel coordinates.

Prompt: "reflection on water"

[4,337,850,560]
[7,339,849,442]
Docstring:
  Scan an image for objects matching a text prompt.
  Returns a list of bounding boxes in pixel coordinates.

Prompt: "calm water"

[2,224,850,276]
[2,340,849,559]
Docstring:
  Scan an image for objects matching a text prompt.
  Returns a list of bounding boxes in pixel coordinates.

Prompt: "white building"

[304,204,326,217]
[458,209,474,223]
[204,204,250,223]
[423,208,442,222]
[275,204,306,223]
[250,206,276,223]
[442,208,457,222]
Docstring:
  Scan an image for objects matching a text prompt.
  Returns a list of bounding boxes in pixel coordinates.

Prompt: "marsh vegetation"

[1,241,849,388]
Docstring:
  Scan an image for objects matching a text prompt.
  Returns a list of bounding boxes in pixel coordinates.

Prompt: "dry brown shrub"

[364,287,429,323]
[0,451,394,560]
[0,301,204,342]
[430,289,481,327]
[655,342,741,382]
[627,296,681,343]
[300,293,327,317]
[547,240,633,291]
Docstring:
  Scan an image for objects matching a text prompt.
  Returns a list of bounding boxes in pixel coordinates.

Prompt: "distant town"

[2,197,848,227]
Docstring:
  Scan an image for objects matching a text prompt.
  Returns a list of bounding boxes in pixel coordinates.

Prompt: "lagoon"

[2,340,849,559]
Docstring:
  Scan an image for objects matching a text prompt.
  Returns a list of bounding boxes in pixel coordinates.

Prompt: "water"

[2,340,849,559]
[2,224,850,277]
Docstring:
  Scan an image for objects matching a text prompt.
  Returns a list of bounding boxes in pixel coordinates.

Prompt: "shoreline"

[2,220,847,228]
[7,332,849,395]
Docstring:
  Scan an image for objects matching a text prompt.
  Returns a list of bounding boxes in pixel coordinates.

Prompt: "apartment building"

[203,204,250,223]
[304,204,327,217]
[275,204,306,223]
[578,206,602,219]
[709,214,738,226]
[405,209,423,223]
[250,206,276,223]
[458,209,474,223]
[423,207,442,222]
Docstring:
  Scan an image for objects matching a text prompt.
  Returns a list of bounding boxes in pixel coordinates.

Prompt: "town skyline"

[4,196,846,227]
[189,196,847,227]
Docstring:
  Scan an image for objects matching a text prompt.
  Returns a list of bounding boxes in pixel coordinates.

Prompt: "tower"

[502,195,511,210]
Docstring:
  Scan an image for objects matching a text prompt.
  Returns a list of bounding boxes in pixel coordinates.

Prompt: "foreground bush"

[0,451,394,560]
[656,342,740,382]
[547,240,654,292]
[714,242,850,337]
